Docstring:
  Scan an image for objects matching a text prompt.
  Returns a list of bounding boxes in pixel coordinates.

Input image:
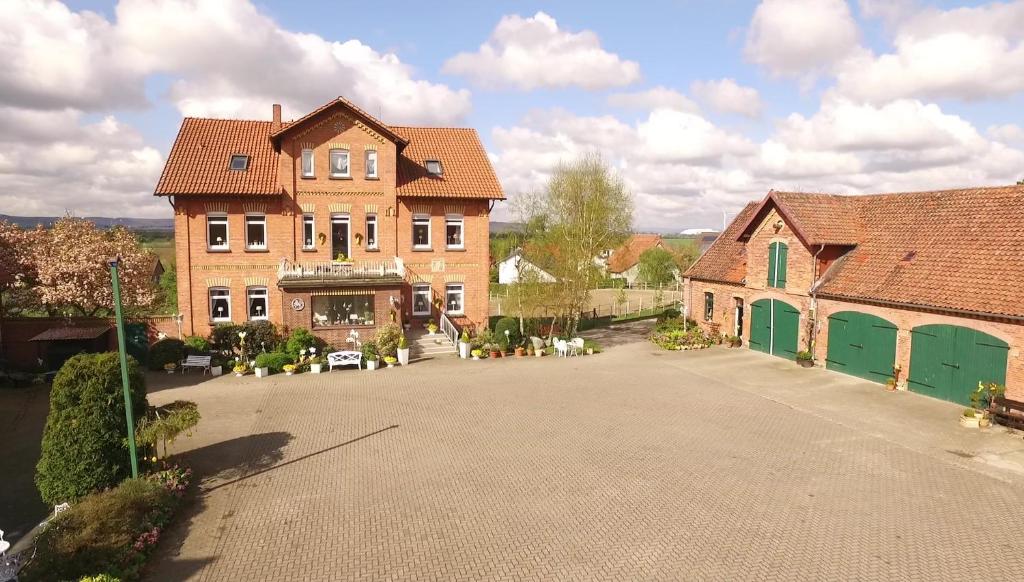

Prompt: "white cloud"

[690,78,763,118]
[988,123,1024,144]
[745,0,860,77]
[835,2,1024,103]
[442,11,641,91]
[637,109,755,164]
[607,87,699,112]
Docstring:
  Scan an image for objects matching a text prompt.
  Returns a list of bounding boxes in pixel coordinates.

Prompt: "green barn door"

[826,312,897,384]
[749,299,771,354]
[771,300,799,360]
[909,325,1009,405]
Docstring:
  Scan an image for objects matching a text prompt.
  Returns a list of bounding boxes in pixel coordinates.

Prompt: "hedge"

[254,352,293,374]
[147,338,184,371]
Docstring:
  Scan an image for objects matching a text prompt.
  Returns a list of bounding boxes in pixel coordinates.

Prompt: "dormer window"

[425,159,443,176]
[229,155,249,171]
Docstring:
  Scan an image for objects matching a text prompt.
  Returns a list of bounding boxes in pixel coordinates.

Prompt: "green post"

[109,257,139,478]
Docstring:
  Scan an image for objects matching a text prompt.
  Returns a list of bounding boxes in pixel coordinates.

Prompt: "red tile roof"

[687,185,1024,318]
[607,234,665,274]
[154,118,280,196]
[392,126,505,200]
[685,202,758,285]
[155,98,503,200]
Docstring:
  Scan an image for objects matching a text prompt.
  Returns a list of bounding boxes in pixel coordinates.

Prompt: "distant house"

[697,232,720,253]
[497,248,556,285]
[607,234,669,287]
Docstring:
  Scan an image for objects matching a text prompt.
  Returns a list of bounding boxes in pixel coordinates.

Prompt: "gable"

[270,97,408,149]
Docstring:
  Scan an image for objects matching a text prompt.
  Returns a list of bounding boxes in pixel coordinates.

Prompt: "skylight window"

[229,154,249,171]
[425,159,443,176]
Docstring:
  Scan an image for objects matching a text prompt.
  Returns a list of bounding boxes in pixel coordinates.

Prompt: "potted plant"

[965,381,1004,428]
[362,342,379,371]
[233,363,247,377]
[283,364,296,376]
[960,408,982,428]
[309,356,323,374]
[471,348,482,361]
[796,350,814,368]
[514,343,526,357]
[397,335,410,366]
[458,330,471,359]
[164,362,177,375]
[427,321,438,335]
[255,365,270,378]
[885,377,897,391]
[527,344,535,357]
[383,355,398,368]
[488,343,501,360]
[333,252,351,263]
[210,357,223,376]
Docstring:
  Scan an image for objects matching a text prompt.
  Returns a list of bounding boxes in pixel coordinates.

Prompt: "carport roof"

[29,325,110,342]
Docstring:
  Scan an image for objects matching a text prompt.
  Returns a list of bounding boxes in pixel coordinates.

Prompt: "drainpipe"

[809,244,825,357]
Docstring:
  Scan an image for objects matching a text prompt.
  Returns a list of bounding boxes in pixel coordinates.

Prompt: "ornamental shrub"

[242,321,282,353]
[254,351,293,373]
[493,317,521,351]
[183,335,209,354]
[285,327,325,357]
[147,338,185,371]
[35,353,148,506]
[375,323,401,357]
[209,323,242,354]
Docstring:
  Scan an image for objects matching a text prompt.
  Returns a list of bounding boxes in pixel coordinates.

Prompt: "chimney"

[271,103,281,131]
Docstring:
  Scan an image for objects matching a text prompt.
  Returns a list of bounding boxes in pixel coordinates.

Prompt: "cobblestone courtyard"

[146,322,1024,580]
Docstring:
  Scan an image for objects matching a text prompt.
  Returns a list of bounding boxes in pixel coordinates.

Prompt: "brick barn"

[154,96,503,346]
[684,186,1024,405]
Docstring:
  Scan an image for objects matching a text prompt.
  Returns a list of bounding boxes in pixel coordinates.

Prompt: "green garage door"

[826,312,898,384]
[749,299,800,360]
[908,324,1009,406]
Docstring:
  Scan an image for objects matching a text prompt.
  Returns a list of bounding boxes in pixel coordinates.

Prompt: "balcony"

[277,257,405,287]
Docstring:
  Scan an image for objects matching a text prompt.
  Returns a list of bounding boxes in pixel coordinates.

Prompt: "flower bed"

[650,318,714,350]
[19,464,193,582]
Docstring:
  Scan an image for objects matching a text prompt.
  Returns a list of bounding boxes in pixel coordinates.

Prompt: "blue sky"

[4,0,1024,230]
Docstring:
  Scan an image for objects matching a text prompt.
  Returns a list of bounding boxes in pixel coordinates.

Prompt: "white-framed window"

[207,213,229,251]
[209,287,231,322]
[302,213,315,250]
[245,213,266,250]
[229,154,249,171]
[445,215,464,249]
[445,283,464,315]
[425,159,443,176]
[412,215,431,249]
[301,148,314,177]
[365,213,378,250]
[247,286,268,321]
[412,284,431,316]
[330,148,350,178]
[331,213,351,260]
[365,150,378,178]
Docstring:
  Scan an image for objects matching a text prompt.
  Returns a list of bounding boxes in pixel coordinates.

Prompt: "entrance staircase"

[406,328,457,361]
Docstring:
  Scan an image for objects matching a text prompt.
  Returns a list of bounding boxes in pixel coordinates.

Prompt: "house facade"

[607,234,670,287]
[155,97,503,345]
[684,187,1024,405]
[496,249,556,285]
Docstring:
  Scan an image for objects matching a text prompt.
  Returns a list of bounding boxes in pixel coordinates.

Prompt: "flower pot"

[310,363,322,374]
[979,416,992,428]
[586,348,594,356]
[235,372,244,377]
[211,365,223,376]
[797,359,814,368]
[489,351,500,359]
[285,371,294,376]
[472,355,480,360]
[255,367,270,378]
[515,347,525,357]
[397,348,410,366]
[459,341,470,359]
[366,359,378,371]
[535,350,543,357]
[960,415,981,428]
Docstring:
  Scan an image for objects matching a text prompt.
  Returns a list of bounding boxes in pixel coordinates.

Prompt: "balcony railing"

[278,257,405,282]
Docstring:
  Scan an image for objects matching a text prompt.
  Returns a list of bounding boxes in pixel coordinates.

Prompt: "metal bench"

[328,351,362,371]
[991,396,1024,431]
[180,355,212,375]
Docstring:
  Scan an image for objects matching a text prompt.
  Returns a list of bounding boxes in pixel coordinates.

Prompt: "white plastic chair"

[569,338,584,357]
[554,339,569,358]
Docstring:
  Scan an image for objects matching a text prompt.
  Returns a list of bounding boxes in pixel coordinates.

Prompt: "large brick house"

[155,97,503,345]
[684,186,1024,405]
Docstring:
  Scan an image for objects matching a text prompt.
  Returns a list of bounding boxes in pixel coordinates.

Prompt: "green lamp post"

[109,257,139,478]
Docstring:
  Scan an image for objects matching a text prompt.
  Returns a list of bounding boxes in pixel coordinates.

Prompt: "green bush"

[80,575,121,582]
[183,335,209,354]
[147,338,184,371]
[658,308,681,322]
[21,478,176,582]
[375,323,401,358]
[36,353,147,506]
[136,400,201,460]
[243,321,282,353]
[284,327,325,357]
[493,317,521,351]
[209,323,242,354]
[361,340,379,361]
[254,351,293,373]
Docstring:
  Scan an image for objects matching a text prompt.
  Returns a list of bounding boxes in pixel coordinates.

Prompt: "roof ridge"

[183,116,273,124]
[388,125,478,131]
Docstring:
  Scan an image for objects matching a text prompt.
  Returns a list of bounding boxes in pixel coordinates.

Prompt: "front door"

[331,215,350,260]
[748,298,799,360]
[734,299,744,338]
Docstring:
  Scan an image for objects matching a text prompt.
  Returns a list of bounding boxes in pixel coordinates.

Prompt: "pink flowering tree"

[0,221,40,315]
[33,218,156,316]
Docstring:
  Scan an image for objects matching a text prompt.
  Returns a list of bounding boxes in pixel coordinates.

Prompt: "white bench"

[328,351,362,371]
[180,355,212,375]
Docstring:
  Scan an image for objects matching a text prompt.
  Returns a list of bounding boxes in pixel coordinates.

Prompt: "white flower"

[238,331,247,339]
[157,332,167,340]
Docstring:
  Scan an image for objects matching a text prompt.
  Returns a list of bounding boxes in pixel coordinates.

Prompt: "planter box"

[211,365,223,377]
[255,367,270,378]
[310,363,322,374]
[459,342,470,359]
[366,359,378,371]
[397,348,410,366]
